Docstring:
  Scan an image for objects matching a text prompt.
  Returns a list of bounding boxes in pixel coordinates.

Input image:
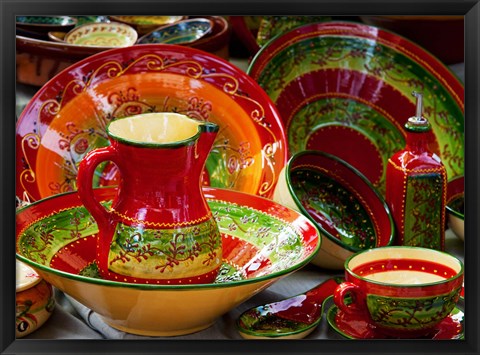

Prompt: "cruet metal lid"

[405,91,432,132]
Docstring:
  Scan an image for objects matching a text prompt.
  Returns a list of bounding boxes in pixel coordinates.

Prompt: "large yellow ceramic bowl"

[16,187,320,336]
[273,150,394,270]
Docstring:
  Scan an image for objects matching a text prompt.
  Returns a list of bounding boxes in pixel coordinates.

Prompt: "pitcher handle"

[77,146,118,230]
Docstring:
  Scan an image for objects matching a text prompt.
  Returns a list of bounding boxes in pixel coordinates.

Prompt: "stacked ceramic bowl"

[248,21,464,269]
[16,16,232,86]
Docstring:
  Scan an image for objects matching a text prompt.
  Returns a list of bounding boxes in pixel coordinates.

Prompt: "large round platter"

[16,44,287,202]
[16,187,320,336]
[248,21,464,197]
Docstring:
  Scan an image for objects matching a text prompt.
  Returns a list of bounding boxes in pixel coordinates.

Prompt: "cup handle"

[333,282,366,314]
[77,146,118,230]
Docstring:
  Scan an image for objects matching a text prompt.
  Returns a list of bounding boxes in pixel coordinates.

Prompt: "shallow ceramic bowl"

[64,22,138,48]
[446,176,464,241]
[108,15,185,35]
[16,187,321,336]
[273,150,394,269]
[16,15,77,35]
[16,260,55,338]
[137,18,213,45]
[16,44,287,203]
[248,21,464,198]
[360,16,464,65]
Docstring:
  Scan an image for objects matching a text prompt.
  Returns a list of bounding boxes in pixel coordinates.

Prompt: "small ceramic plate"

[64,22,138,48]
[324,296,464,339]
[16,44,287,202]
[137,18,213,45]
[248,21,464,197]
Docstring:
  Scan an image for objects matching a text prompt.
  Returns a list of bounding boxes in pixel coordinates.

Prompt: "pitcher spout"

[196,121,219,160]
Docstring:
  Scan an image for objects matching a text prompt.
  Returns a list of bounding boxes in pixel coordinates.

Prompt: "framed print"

[2,0,479,354]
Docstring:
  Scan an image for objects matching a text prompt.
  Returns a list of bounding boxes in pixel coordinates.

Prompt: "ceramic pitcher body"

[77,112,222,284]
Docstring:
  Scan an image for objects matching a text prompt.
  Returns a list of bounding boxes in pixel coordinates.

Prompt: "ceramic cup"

[16,260,55,338]
[333,246,463,338]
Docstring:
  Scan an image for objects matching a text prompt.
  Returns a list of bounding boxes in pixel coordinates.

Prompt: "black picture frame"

[2,0,479,354]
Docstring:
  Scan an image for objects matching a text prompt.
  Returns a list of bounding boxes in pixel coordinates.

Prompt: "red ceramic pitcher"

[77,112,222,284]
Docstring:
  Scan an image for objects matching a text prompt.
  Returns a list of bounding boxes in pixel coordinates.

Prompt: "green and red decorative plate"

[248,21,464,197]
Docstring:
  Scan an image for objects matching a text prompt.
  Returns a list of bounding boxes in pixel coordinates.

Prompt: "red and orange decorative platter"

[248,22,464,197]
[16,186,320,335]
[324,296,464,340]
[16,44,287,202]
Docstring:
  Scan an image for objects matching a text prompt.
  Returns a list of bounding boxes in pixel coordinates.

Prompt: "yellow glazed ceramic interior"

[108,112,202,144]
[347,247,463,285]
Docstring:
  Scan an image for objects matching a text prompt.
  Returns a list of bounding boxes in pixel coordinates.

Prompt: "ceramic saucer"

[324,296,464,340]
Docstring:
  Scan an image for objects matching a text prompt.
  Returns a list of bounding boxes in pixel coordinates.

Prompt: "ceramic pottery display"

[446,176,464,241]
[333,246,463,338]
[16,187,320,336]
[273,150,395,269]
[16,44,286,203]
[16,260,55,338]
[386,92,447,250]
[248,22,464,198]
[77,113,221,284]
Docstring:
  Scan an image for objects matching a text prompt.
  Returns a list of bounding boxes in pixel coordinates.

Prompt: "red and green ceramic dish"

[325,295,464,340]
[247,21,464,197]
[16,44,287,203]
[16,187,320,288]
[285,151,394,253]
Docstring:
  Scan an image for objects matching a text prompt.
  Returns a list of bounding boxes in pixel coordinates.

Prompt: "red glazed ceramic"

[386,92,447,250]
[17,44,287,201]
[16,260,55,338]
[248,21,464,198]
[333,246,463,338]
[77,113,221,284]
[16,187,321,336]
[16,44,287,203]
[237,277,344,339]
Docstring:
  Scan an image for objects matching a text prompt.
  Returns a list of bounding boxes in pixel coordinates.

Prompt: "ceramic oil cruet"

[385,92,447,250]
[77,112,222,284]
